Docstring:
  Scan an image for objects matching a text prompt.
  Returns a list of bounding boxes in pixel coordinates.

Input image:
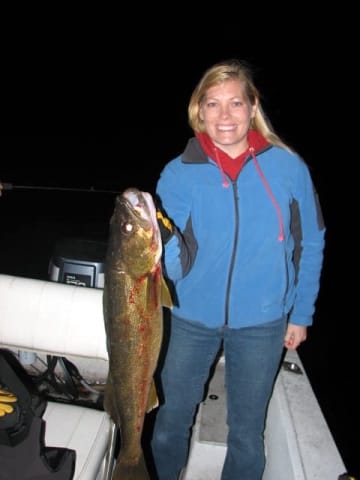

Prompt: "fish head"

[107,188,162,278]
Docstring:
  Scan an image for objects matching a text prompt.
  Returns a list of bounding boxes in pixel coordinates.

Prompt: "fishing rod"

[1,182,119,195]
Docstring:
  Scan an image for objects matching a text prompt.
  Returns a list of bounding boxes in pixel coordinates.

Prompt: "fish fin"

[146,379,159,413]
[161,276,173,308]
[113,450,150,480]
[144,272,172,310]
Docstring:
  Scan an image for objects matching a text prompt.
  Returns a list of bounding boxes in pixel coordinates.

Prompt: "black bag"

[0,349,76,480]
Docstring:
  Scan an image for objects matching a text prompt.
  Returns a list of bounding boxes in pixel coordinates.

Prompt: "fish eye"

[122,222,134,234]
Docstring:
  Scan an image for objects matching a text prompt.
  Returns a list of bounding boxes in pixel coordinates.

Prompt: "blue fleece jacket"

[156,137,325,328]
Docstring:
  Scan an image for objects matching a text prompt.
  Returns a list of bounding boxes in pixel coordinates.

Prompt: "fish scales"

[103,187,172,479]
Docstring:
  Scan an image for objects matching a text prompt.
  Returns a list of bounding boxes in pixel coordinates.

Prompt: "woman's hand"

[284,324,307,350]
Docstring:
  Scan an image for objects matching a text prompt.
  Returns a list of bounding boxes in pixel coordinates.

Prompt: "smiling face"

[199,79,257,158]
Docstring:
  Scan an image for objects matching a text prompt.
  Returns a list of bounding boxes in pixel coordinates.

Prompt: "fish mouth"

[122,188,162,264]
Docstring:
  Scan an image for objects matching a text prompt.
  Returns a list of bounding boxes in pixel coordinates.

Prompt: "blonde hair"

[188,59,291,151]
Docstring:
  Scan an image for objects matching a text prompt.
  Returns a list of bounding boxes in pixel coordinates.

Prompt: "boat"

[0,179,353,478]
[0,260,348,479]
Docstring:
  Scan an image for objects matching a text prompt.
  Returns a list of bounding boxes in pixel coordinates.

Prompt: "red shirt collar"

[195,130,269,181]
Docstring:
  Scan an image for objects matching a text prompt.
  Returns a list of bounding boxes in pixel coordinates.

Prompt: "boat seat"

[0,273,116,480]
[44,402,116,480]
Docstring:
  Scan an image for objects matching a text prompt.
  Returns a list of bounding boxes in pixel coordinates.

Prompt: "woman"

[152,59,325,480]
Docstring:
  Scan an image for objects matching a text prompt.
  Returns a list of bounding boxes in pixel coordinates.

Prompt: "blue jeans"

[151,314,286,480]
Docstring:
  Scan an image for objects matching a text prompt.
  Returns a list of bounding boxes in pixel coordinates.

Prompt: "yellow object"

[0,388,17,417]
[156,210,173,232]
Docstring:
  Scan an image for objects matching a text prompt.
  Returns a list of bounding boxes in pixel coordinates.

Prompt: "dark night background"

[0,9,357,477]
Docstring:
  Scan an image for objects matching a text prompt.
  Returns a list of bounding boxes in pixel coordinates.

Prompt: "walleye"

[103,187,173,480]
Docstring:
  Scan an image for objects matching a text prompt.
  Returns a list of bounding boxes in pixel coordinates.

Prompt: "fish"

[102,187,173,479]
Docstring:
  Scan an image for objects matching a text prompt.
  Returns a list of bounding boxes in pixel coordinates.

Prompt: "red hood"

[196,129,269,183]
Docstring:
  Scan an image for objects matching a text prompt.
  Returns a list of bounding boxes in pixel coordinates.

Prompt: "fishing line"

[2,182,118,195]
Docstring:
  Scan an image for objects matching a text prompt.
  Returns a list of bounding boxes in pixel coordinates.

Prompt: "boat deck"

[183,350,346,480]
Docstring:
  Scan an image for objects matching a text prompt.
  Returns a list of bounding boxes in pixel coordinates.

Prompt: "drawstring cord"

[213,143,284,243]
[249,147,285,242]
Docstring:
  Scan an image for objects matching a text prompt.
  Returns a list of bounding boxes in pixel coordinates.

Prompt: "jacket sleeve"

[156,160,198,283]
[288,159,326,326]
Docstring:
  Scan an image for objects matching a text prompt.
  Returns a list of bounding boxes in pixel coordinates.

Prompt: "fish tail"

[112,451,150,480]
